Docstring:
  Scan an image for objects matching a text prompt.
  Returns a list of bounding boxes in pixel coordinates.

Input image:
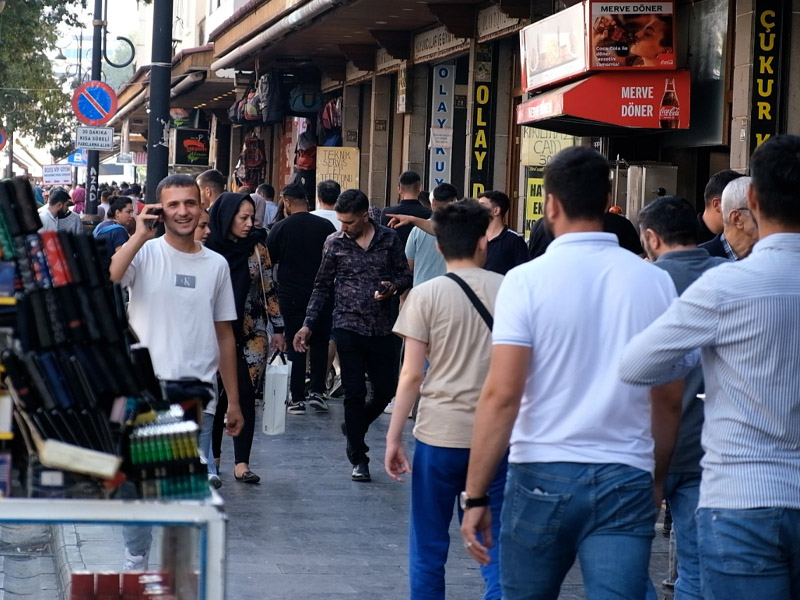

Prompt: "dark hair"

[480,190,511,217]
[49,188,70,206]
[750,134,800,227]
[637,195,698,246]
[432,183,458,203]
[100,190,111,200]
[432,200,491,260]
[418,191,431,208]
[156,174,198,202]
[399,171,421,188]
[282,182,307,202]
[256,184,275,200]
[317,180,341,206]
[543,147,609,221]
[704,170,744,205]
[108,196,133,220]
[129,183,141,195]
[335,189,369,214]
[196,169,226,192]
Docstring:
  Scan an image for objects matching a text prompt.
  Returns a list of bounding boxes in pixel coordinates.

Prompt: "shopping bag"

[262,352,290,435]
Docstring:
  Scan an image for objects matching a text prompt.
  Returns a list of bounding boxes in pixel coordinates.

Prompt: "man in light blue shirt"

[621,134,800,599]
[406,183,458,286]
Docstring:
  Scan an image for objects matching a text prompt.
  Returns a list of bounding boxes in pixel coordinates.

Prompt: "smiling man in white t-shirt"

[109,174,243,570]
[460,147,683,600]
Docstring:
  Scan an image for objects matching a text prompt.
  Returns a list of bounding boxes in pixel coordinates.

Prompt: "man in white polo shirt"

[460,146,683,599]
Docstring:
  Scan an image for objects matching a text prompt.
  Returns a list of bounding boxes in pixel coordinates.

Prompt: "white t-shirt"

[122,237,237,385]
[310,208,341,230]
[493,232,677,474]
[38,206,58,232]
[394,268,503,448]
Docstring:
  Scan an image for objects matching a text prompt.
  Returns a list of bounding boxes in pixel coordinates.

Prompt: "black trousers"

[212,351,256,466]
[334,328,402,466]
[279,295,331,404]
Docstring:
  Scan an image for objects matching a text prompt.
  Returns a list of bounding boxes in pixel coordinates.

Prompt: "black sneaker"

[287,400,306,415]
[351,462,371,482]
[308,393,329,412]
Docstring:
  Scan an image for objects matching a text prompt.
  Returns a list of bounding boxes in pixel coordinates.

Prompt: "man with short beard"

[295,189,412,482]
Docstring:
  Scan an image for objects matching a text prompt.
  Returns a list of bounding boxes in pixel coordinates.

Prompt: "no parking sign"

[0,129,6,152]
[72,81,118,126]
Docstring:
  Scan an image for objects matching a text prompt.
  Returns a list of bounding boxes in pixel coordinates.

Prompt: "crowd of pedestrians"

[58,134,799,599]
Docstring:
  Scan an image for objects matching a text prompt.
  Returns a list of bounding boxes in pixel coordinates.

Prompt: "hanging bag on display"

[288,85,324,114]
[262,352,290,435]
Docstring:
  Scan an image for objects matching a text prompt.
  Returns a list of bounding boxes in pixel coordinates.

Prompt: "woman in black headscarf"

[207,192,285,483]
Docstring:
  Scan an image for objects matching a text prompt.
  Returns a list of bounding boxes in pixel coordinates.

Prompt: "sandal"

[234,470,260,484]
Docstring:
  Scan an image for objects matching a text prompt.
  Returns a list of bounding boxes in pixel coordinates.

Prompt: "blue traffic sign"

[72,81,118,126]
[0,129,6,152]
[67,149,87,165]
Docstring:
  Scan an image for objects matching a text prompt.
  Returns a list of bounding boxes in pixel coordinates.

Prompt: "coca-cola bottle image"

[659,78,680,129]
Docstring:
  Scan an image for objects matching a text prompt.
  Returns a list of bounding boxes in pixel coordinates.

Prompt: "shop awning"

[516,70,691,136]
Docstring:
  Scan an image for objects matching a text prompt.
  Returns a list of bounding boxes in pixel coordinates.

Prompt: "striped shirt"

[620,234,800,509]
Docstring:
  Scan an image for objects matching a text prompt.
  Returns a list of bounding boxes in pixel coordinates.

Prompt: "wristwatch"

[460,491,490,510]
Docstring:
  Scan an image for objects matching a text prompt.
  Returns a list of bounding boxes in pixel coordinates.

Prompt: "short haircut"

[399,171,421,188]
[156,174,199,203]
[196,169,226,193]
[256,184,275,200]
[335,189,369,214]
[432,200,491,260]
[721,176,752,225]
[704,169,744,205]
[750,135,800,227]
[317,180,341,206]
[481,190,511,217]
[100,190,111,201]
[129,183,141,195]
[107,196,133,220]
[432,183,458,203]
[282,182,307,202]
[543,147,609,221]
[637,195,698,246]
[49,189,70,206]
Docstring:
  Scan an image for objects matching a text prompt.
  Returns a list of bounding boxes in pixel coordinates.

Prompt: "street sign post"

[75,126,114,151]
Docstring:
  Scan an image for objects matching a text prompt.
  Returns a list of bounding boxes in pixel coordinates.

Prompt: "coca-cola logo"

[660,106,680,118]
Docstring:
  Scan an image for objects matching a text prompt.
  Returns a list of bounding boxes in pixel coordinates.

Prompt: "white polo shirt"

[493,232,676,474]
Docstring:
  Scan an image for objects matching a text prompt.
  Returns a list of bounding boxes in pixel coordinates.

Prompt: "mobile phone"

[150,208,163,217]
[377,282,392,296]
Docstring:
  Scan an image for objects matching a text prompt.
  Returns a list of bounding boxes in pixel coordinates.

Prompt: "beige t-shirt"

[393,267,504,448]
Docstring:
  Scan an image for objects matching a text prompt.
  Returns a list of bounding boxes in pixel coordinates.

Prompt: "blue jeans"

[409,440,508,600]
[663,472,702,600]
[697,507,800,599]
[500,462,656,600]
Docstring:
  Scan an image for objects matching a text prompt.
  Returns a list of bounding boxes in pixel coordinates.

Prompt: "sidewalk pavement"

[54,396,673,599]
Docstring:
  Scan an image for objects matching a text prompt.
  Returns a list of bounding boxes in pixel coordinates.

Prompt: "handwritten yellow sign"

[316,147,360,190]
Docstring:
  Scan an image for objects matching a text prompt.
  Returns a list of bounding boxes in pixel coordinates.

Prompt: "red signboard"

[517,70,690,130]
[520,0,677,93]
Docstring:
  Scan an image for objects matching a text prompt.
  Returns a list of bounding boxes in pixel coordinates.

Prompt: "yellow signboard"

[316,147,360,190]
[523,167,545,240]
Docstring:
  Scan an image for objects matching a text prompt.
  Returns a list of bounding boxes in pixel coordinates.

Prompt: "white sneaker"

[383,400,395,414]
[123,549,148,571]
[208,474,222,489]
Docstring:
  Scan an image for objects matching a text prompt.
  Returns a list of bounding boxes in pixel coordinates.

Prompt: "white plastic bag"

[262,352,290,435]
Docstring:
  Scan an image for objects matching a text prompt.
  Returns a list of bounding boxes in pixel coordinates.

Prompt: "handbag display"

[262,352,290,436]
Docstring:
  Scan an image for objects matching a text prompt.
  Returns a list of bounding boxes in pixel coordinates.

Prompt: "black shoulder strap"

[445,273,493,330]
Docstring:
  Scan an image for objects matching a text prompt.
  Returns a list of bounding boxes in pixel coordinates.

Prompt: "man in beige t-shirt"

[385,200,508,600]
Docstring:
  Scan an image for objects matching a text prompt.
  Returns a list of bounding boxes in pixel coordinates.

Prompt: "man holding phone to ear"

[109,174,243,569]
[294,189,412,482]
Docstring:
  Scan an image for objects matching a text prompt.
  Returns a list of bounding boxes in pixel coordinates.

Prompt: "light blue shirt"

[620,234,800,509]
[406,226,446,286]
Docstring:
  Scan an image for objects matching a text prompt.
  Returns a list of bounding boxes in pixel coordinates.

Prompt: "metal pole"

[145,0,173,204]
[85,0,103,215]
[5,129,12,179]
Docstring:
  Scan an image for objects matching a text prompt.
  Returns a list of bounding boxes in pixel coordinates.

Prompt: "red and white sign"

[520,0,677,93]
[0,129,6,152]
[516,70,690,129]
[72,81,118,126]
